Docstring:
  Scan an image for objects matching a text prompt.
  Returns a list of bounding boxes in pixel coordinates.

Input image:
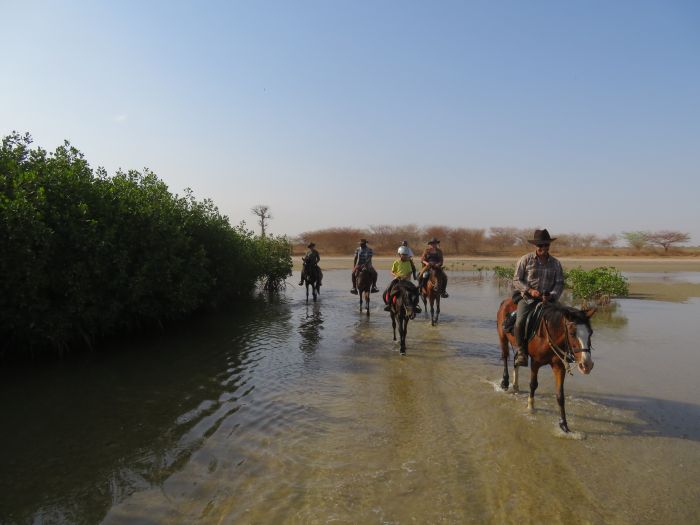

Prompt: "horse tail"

[497,299,511,362]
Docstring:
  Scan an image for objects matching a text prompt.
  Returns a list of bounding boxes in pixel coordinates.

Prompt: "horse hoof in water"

[500,379,509,391]
[559,420,570,433]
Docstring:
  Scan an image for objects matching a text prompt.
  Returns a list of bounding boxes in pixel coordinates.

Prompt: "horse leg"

[421,293,427,316]
[400,315,407,355]
[553,365,569,432]
[365,292,370,316]
[430,296,436,326]
[528,363,540,412]
[499,335,510,391]
[435,295,440,324]
[305,282,309,302]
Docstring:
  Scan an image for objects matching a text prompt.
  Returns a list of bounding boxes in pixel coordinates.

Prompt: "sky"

[2,1,699,243]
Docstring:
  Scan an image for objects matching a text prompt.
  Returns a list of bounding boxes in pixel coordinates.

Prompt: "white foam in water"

[555,427,586,440]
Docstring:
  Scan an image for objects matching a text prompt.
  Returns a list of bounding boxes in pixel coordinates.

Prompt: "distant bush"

[492,265,515,281]
[566,267,629,304]
[0,132,291,357]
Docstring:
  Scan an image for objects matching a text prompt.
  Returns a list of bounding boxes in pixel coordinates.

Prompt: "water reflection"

[0,299,292,525]
[591,302,629,329]
[298,303,324,354]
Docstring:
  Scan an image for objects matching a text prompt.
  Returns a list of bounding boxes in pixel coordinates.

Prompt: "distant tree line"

[296,225,691,255]
[0,132,292,357]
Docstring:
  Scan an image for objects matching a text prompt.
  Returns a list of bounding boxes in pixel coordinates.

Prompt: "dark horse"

[419,266,447,326]
[356,264,372,315]
[301,263,321,303]
[389,281,418,355]
[497,297,596,433]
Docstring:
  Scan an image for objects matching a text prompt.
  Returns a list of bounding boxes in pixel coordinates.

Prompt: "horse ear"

[584,307,597,318]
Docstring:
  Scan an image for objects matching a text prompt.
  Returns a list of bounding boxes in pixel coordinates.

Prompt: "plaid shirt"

[513,252,565,299]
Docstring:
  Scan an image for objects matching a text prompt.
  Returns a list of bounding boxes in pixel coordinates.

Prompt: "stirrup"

[350,288,358,294]
[383,305,392,312]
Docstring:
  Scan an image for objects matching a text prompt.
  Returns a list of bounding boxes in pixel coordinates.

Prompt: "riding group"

[299,236,449,315]
[299,228,598,432]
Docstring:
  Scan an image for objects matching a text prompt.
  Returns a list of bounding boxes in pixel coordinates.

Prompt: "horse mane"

[541,302,590,327]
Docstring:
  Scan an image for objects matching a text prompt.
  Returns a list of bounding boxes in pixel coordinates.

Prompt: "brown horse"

[419,266,447,325]
[497,297,596,433]
[389,281,418,355]
[301,263,321,303]
[356,264,372,315]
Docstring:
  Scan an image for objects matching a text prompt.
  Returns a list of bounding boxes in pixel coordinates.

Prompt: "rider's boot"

[351,273,358,294]
[371,279,379,293]
[514,329,528,367]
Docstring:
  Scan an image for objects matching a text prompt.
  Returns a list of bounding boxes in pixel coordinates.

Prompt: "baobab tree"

[251,205,272,237]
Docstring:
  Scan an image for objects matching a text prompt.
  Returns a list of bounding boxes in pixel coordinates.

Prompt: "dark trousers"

[514,298,537,348]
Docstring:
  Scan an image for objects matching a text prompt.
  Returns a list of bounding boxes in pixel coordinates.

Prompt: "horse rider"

[299,242,322,287]
[351,239,379,294]
[383,245,422,313]
[401,240,418,280]
[417,237,449,298]
[512,228,565,367]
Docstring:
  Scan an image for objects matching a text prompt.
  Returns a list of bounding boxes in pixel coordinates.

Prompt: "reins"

[543,320,577,376]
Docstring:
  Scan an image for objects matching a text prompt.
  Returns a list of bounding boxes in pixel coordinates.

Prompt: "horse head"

[563,306,596,375]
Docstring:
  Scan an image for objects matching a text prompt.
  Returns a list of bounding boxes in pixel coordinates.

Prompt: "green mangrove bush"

[0,132,292,357]
[566,266,629,304]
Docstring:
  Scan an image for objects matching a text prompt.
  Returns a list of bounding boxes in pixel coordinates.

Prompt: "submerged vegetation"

[0,132,292,357]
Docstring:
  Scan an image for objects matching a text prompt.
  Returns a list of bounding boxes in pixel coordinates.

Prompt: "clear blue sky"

[2,1,699,243]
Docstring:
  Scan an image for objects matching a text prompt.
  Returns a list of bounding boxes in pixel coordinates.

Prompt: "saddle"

[386,280,418,304]
[503,301,545,343]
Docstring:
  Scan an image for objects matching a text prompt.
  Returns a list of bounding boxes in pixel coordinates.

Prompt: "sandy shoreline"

[294,255,700,272]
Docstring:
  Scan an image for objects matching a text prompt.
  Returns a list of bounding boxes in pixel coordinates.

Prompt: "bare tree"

[595,234,618,248]
[251,205,272,237]
[488,227,519,249]
[647,230,691,253]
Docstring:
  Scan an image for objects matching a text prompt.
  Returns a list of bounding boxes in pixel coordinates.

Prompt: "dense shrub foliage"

[566,267,629,303]
[0,132,292,356]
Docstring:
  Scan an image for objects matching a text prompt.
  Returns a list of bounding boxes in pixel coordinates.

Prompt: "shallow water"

[1,271,699,524]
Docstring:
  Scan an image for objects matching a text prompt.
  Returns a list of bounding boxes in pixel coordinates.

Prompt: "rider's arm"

[549,260,565,299]
[353,249,358,267]
[513,254,529,295]
[420,249,429,266]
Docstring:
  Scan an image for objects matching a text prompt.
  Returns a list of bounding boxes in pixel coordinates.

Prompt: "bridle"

[543,318,592,375]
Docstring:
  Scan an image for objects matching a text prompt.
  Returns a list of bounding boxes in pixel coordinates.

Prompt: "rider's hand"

[529,288,541,298]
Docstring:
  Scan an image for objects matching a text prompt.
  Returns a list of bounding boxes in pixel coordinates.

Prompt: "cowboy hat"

[427,237,440,244]
[307,242,316,248]
[528,229,557,245]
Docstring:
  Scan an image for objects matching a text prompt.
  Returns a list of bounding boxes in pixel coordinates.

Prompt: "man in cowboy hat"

[351,239,379,294]
[512,228,565,367]
[299,242,322,287]
[417,237,449,298]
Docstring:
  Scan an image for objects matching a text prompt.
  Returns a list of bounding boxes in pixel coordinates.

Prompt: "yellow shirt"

[391,259,413,279]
